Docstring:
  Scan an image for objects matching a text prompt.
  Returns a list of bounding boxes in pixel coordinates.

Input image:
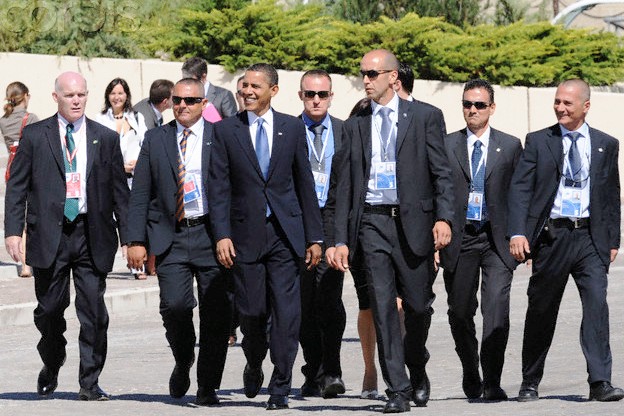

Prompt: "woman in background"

[0,82,39,277]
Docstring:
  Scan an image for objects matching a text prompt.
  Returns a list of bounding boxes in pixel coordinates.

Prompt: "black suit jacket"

[334,98,455,258]
[206,84,237,119]
[126,120,216,260]
[508,124,620,269]
[4,115,129,273]
[440,127,522,272]
[209,110,323,261]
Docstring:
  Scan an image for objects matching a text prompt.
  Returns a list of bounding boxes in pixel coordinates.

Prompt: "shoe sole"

[517,396,538,402]
[322,383,346,399]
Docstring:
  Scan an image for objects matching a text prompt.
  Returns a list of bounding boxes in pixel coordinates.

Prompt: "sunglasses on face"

[360,69,392,80]
[302,90,331,99]
[462,100,491,110]
[172,96,203,105]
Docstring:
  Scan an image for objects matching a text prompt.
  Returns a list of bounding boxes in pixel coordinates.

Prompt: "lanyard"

[373,112,395,161]
[306,123,330,170]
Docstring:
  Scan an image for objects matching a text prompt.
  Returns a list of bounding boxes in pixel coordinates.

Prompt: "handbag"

[5,112,29,183]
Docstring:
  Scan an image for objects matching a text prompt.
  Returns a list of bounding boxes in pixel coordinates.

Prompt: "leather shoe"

[78,385,111,401]
[517,383,538,402]
[300,380,321,397]
[243,364,264,398]
[412,372,430,407]
[195,387,220,406]
[37,366,60,396]
[462,373,483,399]
[483,384,508,401]
[266,394,289,410]
[169,355,195,399]
[321,376,346,399]
[383,393,411,413]
[589,381,624,402]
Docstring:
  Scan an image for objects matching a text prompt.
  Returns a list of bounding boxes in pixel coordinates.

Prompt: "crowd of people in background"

[3,49,624,412]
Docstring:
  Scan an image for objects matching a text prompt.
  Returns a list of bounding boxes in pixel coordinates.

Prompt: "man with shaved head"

[4,71,129,401]
[509,78,624,402]
[330,49,455,412]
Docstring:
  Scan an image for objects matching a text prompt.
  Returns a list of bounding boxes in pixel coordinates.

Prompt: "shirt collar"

[150,102,163,120]
[58,114,85,132]
[467,126,491,149]
[247,108,274,126]
[176,117,204,138]
[560,122,589,140]
[301,112,330,129]
[371,92,400,117]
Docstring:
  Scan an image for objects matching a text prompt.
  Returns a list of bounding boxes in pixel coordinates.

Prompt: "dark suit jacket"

[334,98,455,258]
[4,115,129,273]
[508,124,620,269]
[133,98,159,130]
[126,120,216,260]
[209,110,323,261]
[440,127,522,273]
[206,84,237,119]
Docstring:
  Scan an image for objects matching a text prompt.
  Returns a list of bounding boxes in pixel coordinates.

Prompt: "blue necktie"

[471,140,487,222]
[567,132,582,182]
[255,118,271,216]
[63,123,79,221]
[378,107,396,161]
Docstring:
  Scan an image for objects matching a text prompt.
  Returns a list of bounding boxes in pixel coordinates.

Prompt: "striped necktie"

[63,123,79,221]
[175,129,190,221]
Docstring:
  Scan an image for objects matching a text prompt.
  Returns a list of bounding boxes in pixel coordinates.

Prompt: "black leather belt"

[465,222,489,235]
[176,215,207,228]
[363,204,399,217]
[549,217,590,229]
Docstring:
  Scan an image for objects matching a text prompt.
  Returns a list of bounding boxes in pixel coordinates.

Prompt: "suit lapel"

[589,127,605,187]
[396,100,411,153]
[85,120,98,179]
[485,129,501,181]
[453,129,471,181]
[358,112,372,172]
[201,121,212,183]
[164,122,180,176]
[46,116,65,175]
[206,84,216,103]
[545,124,564,174]
[233,112,265,179]
[268,112,286,181]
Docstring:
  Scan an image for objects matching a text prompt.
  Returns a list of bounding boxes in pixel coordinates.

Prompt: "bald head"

[558,79,590,101]
[360,49,399,105]
[53,71,88,123]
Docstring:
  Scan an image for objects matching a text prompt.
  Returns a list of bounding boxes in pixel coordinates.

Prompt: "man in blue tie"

[208,63,323,410]
[439,79,522,401]
[509,79,624,402]
[4,71,129,401]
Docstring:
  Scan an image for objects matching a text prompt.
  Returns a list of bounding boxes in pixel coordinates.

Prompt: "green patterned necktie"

[63,123,79,221]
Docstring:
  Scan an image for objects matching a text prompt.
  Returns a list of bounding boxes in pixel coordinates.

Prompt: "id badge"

[65,172,81,198]
[561,186,582,217]
[183,173,201,203]
[466,191,483,221]
[374,162,396,190]
[312,171,328,200]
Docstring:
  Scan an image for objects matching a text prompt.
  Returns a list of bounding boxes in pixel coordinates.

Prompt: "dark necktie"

[175,129,190,221]
[472,140,487,222]
[378,107,396,161]
[63,123,79,221]
[310,123,325,171]
[567,132,582,181]
[158,117,163,126]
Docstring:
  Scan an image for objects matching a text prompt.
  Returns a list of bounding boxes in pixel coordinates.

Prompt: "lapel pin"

[278,132,283,136]
[496,148,501,152]
[93,140,98,144]
[403,113,407,118]
[598,148,604,152]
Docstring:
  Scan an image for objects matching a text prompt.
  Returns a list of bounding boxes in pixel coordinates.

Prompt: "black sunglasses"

[360,69,392,80]
[462,100,491,110]
[302,90,331,99]
[172,96,204,105]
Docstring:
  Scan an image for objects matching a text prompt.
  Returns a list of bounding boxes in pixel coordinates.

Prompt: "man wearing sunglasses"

[209,63,323,410]
[509,79,623,402]
[126,78,231,406]
[296,70,347,399]
[331,49,454,413]
[439,79,522,401]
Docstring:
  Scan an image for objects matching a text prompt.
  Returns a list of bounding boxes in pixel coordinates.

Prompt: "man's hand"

[333,245,350,272]
[610,248,618,263]
[434,250,440,273]
[124,159,137,174]
[510,236,531,262]
[433,221,452,250]
[216,238,236,268]
[305,243,322,270]
[127,245,147,269]
[5,236,23,263]
[325,246,337,269]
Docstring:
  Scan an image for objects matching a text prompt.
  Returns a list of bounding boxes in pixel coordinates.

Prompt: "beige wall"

[1,52,622,184]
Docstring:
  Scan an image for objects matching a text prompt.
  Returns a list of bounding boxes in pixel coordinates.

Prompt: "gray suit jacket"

[440,127,522,272]
[133,98,160,130]
[206,84,237,119]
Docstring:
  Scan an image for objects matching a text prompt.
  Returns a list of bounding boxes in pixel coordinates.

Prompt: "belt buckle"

[573,218,581,229]
[390,207,399,217]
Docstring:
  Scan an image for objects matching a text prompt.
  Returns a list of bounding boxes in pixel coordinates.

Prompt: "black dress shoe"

[243,364,264,398]
[517,383,538,402]
[321,376,346,399]
[37,366,60,396]
[589,381,624,402]
[169,355,195,399]
[483,384,508,401]
[195,387,220,406]
[383,393,411,413]
[266,394,289,410]
[300,380,321,397]
[78,385,111,401]
[462,373,483,399]
[412,372,430,407]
